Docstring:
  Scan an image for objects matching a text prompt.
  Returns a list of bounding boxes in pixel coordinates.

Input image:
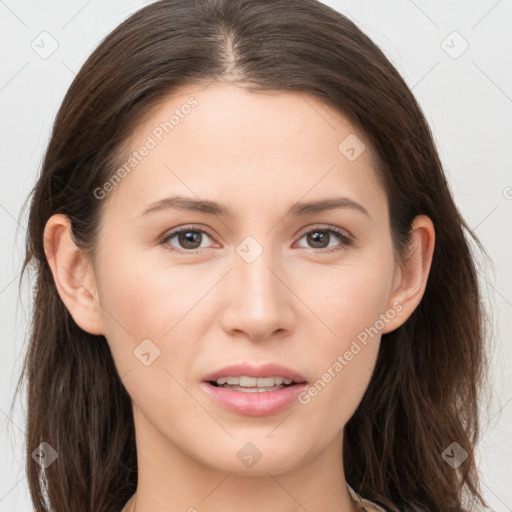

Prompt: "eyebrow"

[138,195,371,219]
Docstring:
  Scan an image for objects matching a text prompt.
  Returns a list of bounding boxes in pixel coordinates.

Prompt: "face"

[80,83,406,476]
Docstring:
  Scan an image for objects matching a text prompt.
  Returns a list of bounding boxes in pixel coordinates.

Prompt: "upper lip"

[203,363,308,383]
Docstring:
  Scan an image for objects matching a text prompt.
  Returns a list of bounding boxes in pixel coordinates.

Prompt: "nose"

[219,240,296,341]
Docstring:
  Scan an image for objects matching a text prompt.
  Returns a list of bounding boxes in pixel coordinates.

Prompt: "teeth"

[215,376,294,387]
[222,385,285,393]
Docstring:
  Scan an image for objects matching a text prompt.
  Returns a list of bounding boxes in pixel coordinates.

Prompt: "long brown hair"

[12,0,492,510]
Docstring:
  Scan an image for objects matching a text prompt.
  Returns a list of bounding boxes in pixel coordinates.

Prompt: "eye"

[160,225,353,254]
[160,225,216,253]
[295,226,353,253]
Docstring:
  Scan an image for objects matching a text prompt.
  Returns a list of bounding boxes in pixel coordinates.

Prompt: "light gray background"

[1,0,511,510]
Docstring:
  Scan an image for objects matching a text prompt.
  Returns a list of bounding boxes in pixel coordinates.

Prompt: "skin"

[44,82,435,512]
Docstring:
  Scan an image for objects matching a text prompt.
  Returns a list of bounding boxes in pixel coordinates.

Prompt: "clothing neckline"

[346,481,389,512]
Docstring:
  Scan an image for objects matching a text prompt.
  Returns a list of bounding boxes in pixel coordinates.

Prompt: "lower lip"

[200,381,308,417]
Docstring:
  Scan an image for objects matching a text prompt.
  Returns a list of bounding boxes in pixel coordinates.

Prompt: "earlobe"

[43,214,105,335]
[382,215,435,334]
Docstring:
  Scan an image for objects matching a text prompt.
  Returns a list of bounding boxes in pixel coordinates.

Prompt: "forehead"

[105,82,386,221]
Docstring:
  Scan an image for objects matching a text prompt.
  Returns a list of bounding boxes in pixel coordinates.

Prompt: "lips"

[200,363,309,416]
[202,362,308,384]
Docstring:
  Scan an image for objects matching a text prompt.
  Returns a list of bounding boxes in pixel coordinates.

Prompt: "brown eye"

[161,227,214,252]
[306,230,330,249]
[160,225,353,255]
[296,227,353,253]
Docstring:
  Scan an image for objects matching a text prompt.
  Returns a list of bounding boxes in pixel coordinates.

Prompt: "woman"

[14,0,490,510]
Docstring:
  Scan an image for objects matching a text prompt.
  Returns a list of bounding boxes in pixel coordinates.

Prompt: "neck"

[122,406,359,512]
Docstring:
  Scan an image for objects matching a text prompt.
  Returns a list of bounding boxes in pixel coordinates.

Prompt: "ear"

[43,214,105,335]
[382,215,435,334]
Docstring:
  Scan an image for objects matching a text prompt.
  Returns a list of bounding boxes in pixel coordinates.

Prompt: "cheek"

[94,253,201,415]
[93,248,169,365]
[300,254,395,345]
[95,245,216,374]
[97,242,187,335]
[296,274,386,433]
[293,250,395,417]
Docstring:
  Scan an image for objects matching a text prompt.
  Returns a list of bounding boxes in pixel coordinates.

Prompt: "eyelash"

[159,224,353,255]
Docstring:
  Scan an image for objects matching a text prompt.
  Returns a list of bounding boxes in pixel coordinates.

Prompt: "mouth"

[206,375,305,392]
[200,364,309,416]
